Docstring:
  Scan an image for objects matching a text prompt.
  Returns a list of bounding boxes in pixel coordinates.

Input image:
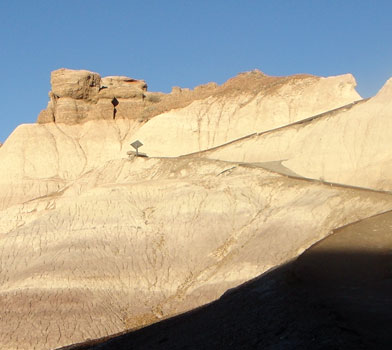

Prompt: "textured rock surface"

[99,76,147,99]
[63,210,392,350]
[37,69,148,124]
[1,158,392,350]
[51,69,101,100]
[1,69,392,350]
[199,78,392,191]
[0,119,141,210]
[37,69,360,133]
[130,72,361,156]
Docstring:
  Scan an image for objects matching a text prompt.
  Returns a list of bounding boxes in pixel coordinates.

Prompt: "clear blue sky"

[1,0,391,142]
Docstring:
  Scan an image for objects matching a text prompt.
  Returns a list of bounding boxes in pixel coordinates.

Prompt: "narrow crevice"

[112,98,119,120]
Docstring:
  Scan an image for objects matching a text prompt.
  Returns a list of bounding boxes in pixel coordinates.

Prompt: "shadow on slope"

[60,212,392,350]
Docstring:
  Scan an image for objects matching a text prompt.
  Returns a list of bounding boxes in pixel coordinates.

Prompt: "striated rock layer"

[131,72,360,156]
[198,78,392,191]
[0,68,391,350]
[38,69,147,123]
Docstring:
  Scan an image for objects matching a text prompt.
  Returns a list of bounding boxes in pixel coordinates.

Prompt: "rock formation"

[37,69,148,123]
[37,68,360,134]
[1,68,392,350]
[130,72,361,156]
[197,78,392,191]
[1,158,391,350]
[1,69,360,212]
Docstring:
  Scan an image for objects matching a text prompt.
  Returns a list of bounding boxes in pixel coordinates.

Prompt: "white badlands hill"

[0,69,391,350]
[199,78,392,191]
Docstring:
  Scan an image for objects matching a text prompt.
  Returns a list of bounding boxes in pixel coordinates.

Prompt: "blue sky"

[0,0,391,142]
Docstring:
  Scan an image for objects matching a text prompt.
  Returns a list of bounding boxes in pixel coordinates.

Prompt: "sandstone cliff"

[37,69,147,123]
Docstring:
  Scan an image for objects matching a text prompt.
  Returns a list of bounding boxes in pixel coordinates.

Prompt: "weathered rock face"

[5,70,362,213]
[2,68,392,350]
[199,78,392,191]
[37,68,148,124]
[99,76,147,98]
[1,157,391,350]
[132,72,361,156]
[0,119,141,210]
[37,69,361,131]
[51,69,101,100]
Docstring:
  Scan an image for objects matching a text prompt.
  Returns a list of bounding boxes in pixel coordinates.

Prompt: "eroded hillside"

[0,69,391,350]
[195,78,392,191]
[63,210,392,350]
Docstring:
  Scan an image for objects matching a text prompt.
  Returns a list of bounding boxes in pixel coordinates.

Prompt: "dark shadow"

[111,98,119,120]
[58,250,392,350]
[58,211,392,350]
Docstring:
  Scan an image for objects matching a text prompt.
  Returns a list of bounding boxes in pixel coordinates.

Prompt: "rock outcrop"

[37,69,148,123]
[1,68,392,350]
[51,69,101,99]
[131,72,361,156]
[3,69,360,212]
[37,69,360,134]
[198,78,392,191]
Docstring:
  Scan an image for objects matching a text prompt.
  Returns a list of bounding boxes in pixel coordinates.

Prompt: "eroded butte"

[0,68,391,350]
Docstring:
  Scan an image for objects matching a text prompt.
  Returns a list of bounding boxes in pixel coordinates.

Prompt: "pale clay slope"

[131,74,360,156]
[201,78,392,191]
[0,72,359,211]
[0,70,390,350]
[1,157,392,350]
[0,119,141,210]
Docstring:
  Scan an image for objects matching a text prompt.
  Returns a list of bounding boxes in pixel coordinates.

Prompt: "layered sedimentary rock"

[37,69,148,123]
[131,72,361,156]
[38,69,360,139]
[198,78,392,191]
[1,69,392,350]
[4,70,361,212]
